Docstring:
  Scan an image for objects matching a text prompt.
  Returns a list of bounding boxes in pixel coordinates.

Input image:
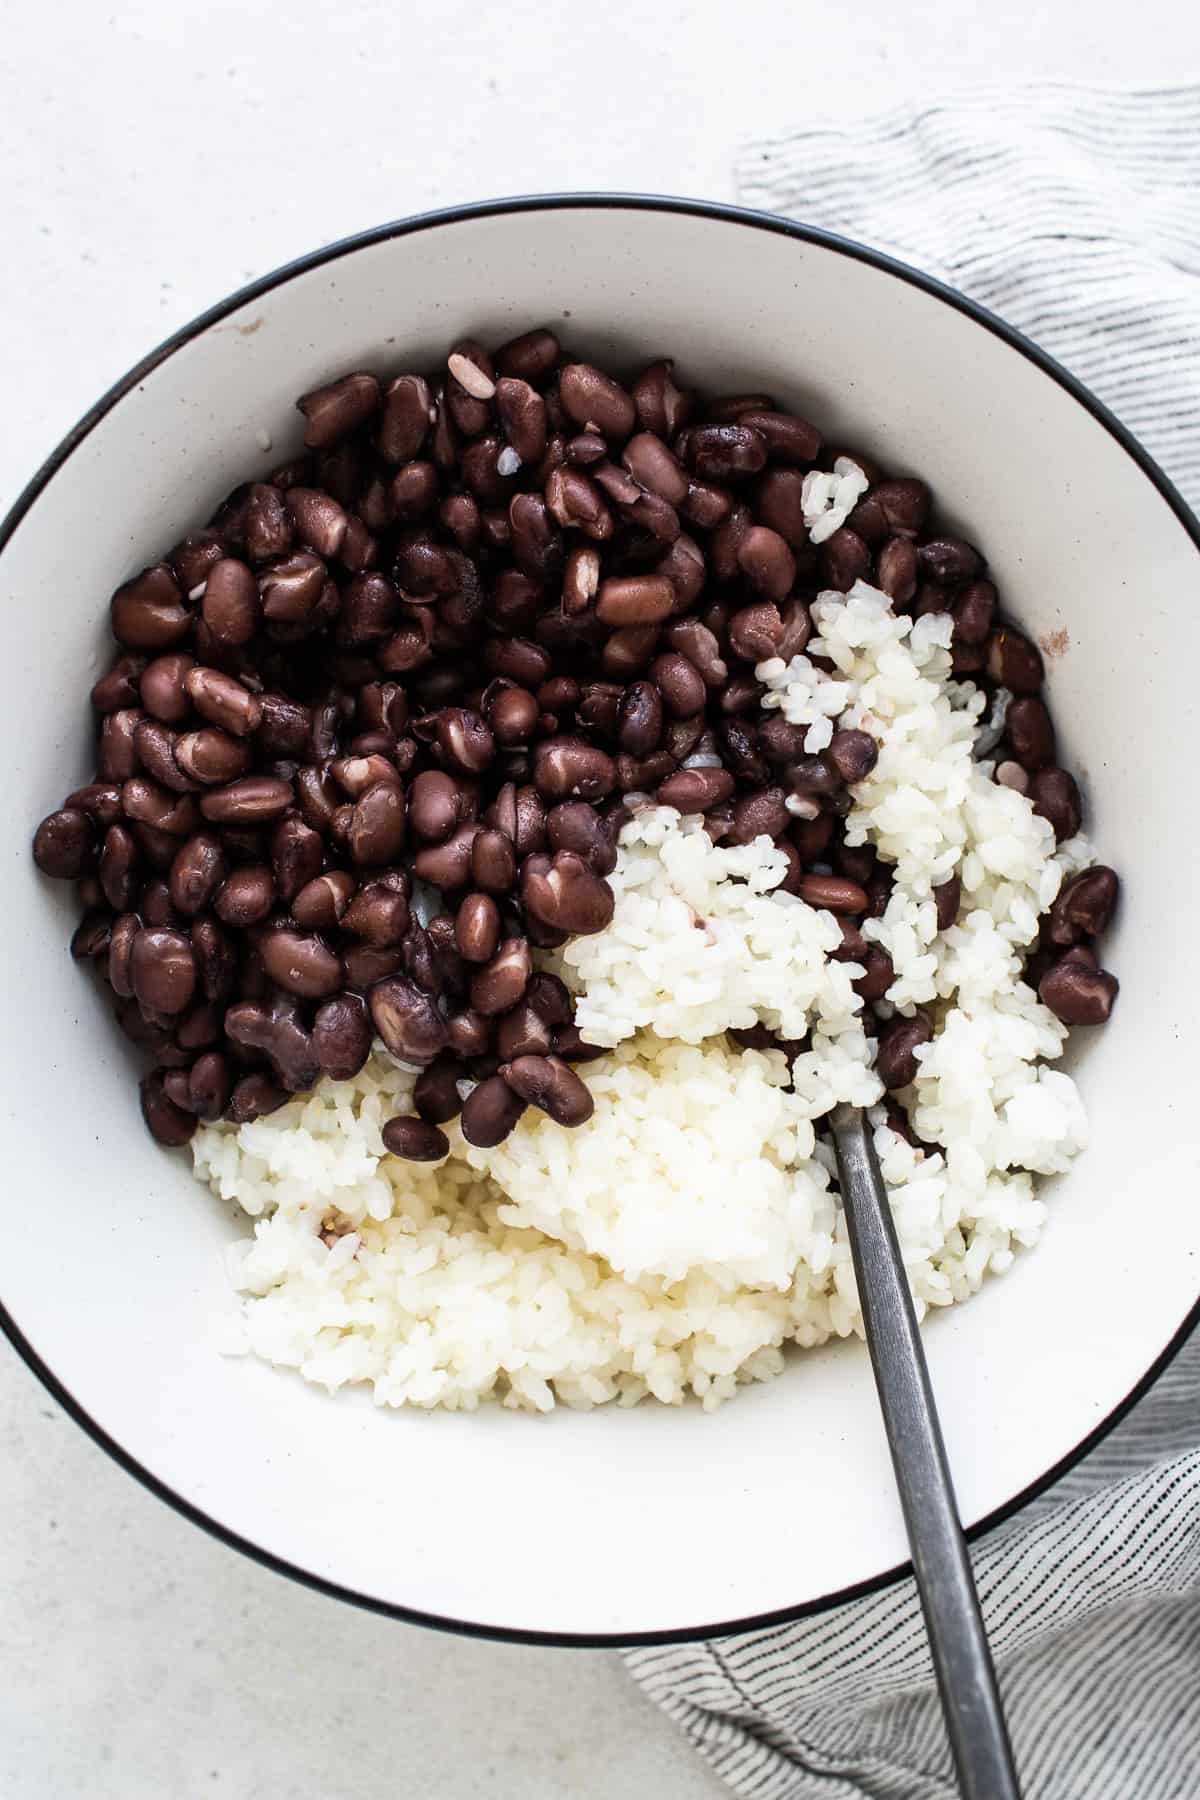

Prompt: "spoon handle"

[831,1105,1021,1800]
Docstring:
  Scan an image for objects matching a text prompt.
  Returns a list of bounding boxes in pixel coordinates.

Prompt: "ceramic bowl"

[4,196,1198,1644]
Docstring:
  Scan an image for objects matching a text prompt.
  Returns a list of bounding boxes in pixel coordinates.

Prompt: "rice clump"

[193,580,1091,1412]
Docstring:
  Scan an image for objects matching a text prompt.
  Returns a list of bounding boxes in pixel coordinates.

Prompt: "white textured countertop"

[3,4,1197,1795]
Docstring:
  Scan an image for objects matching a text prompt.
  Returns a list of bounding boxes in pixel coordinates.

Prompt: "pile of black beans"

[31,329,1119,1159]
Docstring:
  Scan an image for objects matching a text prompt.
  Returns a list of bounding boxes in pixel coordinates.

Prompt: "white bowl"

[4,197,1199,1645]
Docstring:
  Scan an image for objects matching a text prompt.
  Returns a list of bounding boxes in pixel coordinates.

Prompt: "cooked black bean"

[98,709,144,782]
[1047,866,1119,946]
[225,995,321,1091]
[738,527,796,601]
[933,874,962,931]
[346,781,406,865]
[729,788,789,844]
[687,424,768,481]
[111,563,191,651]
[728,602,783,663]
[174,727,252,786]
[455,892,501,964]
[1006,696,1056,772]
[201,558,260,646]
[796,873,870,915]
[870,478,930,538]
[876,1011,934,1088]
[853,944,894,1002]
[259,929,343,999]
[557,363,635,440]
[168,834,226,916]
[595,575,674,627]
[139,653,194,725]
[460,1075,527,1147]
[92,654,148,715]
[225,1074,288,1124]
[649,651,706,720]
[199,775,293,825]
[919,536,981,584]
[470,935,532,1015]
[825,729,879,783]
[1029,767,1082,842]
[130,926,196,1014]
[532,737,615,801]
[364,976,447,1065]
[986,626,1044,693]
[140,1070,197,1145]
[382,1115,450,1162]
[470,827,518,895]
[297,372,379,448]
[1039,959,1119,1026]
[502,1054,594,1126]
[33,808,94,879]
[487,684,539,745]
[215,865,275,927]
[545,802,618,875]
[655,767,734,813]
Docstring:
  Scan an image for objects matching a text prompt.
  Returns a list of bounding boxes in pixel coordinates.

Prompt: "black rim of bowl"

[3,192,1198,1650]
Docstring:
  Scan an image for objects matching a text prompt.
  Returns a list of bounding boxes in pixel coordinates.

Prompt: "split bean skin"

[32,327,1117,1148]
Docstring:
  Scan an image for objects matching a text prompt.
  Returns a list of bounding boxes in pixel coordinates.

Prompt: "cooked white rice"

[193,580,1093,1412]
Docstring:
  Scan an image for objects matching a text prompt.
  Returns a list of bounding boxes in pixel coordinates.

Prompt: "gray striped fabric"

[625,86,1200,1800]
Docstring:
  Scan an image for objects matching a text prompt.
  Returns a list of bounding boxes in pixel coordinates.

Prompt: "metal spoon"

[830,1104,1021,1800]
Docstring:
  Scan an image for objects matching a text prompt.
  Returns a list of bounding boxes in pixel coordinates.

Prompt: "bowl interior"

[4,201,1199,1641]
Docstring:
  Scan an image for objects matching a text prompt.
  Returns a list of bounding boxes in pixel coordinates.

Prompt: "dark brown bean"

[141,879,180,926]
[225,1074,288,1124]
[122,777,198,837]
[920,537,981,584]
[871,479,930,538]
[215,865,276,927]
[377,374,434,463]
[381,1115,450,1161]
[202,558,260,646]
[533,737,616,802]
[225,995,320,1091]
[269,816,322,907]
[543,467,613,542]
[134,718,196,794]
[470,935,532,1016]
[483,637,551,689]
[260,929,343,1000]
[243,484,293,563]
[71,910,112,960]
[544,803,618,876]
[631,359,689,437]
[728,788,789,844]
[276,993,354,1085]
[737,527,796,601]
[172,528,227,590]
[614,680,662,756]
[735,409,821,465]
[593,575,672,628]
[91,654,148,715]
[496,1001,554,1061]
[408,1055,464,1125]
[820,527,872,593]
[825,729,879,783]
[752,468,809,547]
[620,432,689,505]
[445,1009,490,1060]
[140,1070,197,1146]
[986,627,1044,693]
[687,424,767,481]
[258,551,328,625]
[494,376,548,465]
[297,372,379,448]
[755,716,808,767]
[178,669,258,742]
[412,822,480,890]
[174,727,252,786]
[138,653,194,725]
[875,536,919,606]
[471,827,518,894]
[455,893,500,964]
[728,602,783,663]
[933,874,962,931]
[649,651,707,720]
[131,926,196,1014]
[98,709,144,781]
[106,911,139,996]
[291,871,356,930]
[436,708,495,775]
[331,753,401,799]
[32,808,93,879]
[460,1074,527,1147]
[168,834,226,916]
[496,327,560,382]
[367,976,448,1065]
[1047,866,1119,946]
[1005,696,1056,772]
[854,945,895,1002]
[482,684,534,747]
[876,1011,934,1088]
[797,874,870,915]
[191,916,236,1005]
[655,767,734,813]
[111,564,191,650]
[409,770,465,843]
[558,363,636,440]
[501,1054,594,1127]
[347,782,406,865]
[1029,768,1082,843]
[950,579,996,646]
[200,775,293,825]
[1039,959,1119,1026]
[390,460,439,524]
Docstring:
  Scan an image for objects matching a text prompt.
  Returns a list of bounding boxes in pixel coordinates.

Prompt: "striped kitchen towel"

[625,85,1200,1800]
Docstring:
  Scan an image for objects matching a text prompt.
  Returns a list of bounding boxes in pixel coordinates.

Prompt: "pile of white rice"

[193,580,1092,1412]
